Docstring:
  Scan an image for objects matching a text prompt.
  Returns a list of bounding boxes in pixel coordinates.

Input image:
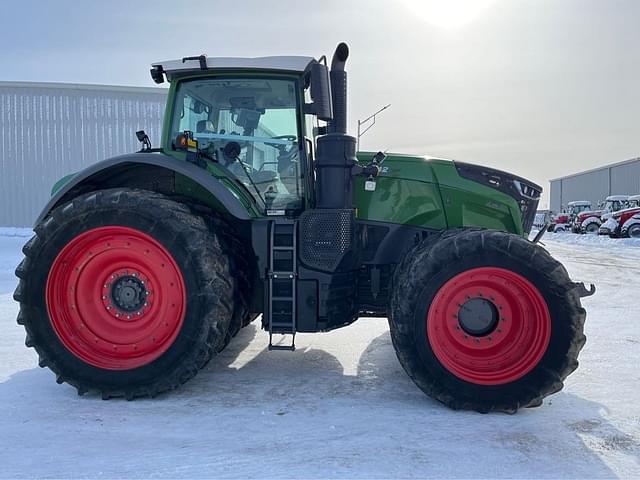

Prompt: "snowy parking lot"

[1,229,639,478]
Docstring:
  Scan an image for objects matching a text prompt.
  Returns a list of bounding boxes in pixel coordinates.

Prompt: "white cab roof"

[606,195,629,201]
[153,56,315,76]
[568,200,591,206]
[628,194,640,201]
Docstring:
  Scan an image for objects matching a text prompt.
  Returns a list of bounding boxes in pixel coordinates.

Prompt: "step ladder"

[267,220,297,351]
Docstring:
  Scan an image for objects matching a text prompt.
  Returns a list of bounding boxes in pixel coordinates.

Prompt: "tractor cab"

[151,55,333,216]
[566,200,591,218]
[627,195,640,209]
[603,195,629,213]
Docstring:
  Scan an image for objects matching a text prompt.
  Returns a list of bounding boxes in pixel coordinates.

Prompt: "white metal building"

[0,81,167,227]
[549,157,640,212]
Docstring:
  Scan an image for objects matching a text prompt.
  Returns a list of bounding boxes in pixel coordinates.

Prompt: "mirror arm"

[353,151,386,192]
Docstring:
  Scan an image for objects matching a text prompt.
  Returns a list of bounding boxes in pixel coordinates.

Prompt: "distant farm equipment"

[541,194,640,239]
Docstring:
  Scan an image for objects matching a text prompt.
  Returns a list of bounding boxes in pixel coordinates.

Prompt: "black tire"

[389,229,586,413]
[203,215,257,352]
[584,222,600,234]
[626,224,640,238]
[14,188,234,399]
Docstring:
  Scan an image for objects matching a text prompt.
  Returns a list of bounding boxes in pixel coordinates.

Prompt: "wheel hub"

[111,275,148,313]
[45,226,186,370]
[426,267,552,385]
[457,297,499,336]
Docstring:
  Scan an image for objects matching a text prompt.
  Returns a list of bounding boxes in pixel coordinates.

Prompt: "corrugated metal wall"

[549,158,640,212]
[549,179,562,213]
[0,82,167,227]
[610,161,640,196]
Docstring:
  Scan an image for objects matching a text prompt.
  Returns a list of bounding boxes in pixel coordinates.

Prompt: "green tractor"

[14,43,593,412]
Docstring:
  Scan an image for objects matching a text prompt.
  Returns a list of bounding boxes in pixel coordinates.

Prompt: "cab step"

[267,220,297,351]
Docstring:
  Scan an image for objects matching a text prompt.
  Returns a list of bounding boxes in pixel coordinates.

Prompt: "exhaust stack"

[315,43,358,210]
[329,43,349,134]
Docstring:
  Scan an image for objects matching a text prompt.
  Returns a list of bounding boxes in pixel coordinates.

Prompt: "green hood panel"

[355,152,523,235]
[354,152,445,228]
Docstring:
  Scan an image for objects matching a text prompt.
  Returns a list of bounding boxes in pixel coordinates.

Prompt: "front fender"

[35,152,254,226]
[580,216,601,227]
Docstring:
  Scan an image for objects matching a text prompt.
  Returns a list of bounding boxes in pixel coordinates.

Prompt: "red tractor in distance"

[549,201,591,232]
[549,212,570,232]
[574,195,628,234]
[600,195,640,238]
[548,200,591,232]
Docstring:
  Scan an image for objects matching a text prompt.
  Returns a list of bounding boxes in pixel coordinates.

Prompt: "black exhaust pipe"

[315,42,358,210]
[329,42,349,134]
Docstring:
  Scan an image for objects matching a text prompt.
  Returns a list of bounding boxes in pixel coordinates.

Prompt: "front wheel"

[389,229,587,413]
[14,189,234,398]
[584,222,600,234]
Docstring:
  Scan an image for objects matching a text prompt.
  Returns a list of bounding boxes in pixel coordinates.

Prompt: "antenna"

[357,104,391,151]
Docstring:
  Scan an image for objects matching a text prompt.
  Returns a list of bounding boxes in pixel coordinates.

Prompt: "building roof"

[0,80,166,95]
[152,56,316,77]
[550,156,640,182]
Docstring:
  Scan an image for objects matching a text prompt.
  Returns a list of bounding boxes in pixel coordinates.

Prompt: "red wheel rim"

[427,267,551,385]
[46,226,186,370]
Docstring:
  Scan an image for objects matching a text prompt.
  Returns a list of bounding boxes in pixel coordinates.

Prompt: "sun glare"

[401,0,496,29]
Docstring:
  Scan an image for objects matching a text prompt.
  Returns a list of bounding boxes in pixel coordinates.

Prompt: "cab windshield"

[170,77,304,212]
[568,204,590,215]
[605,200,625,212]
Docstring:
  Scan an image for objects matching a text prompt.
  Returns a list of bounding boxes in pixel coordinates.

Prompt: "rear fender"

[35,152,254,226]
[621,215,640,234]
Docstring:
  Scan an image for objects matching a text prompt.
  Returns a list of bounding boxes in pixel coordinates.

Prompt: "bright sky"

[2,0,639,207]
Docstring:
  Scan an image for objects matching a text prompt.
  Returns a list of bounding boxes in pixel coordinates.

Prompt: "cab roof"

[151,55,316,82]
[568,200,590,206]
[606,195,629,201]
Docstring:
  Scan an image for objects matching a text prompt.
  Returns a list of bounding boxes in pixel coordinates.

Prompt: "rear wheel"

[626,224,640,238]
[389,229,586,413]
[14,188,233,398]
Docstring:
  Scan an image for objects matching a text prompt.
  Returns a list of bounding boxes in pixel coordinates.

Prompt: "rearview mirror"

[306,62,333,122]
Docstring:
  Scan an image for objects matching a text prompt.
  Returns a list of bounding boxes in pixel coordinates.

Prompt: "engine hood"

[578,210,604,220]
[354,152,541,235]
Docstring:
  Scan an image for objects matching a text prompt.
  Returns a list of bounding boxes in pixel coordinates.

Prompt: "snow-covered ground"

[0,228,639,479]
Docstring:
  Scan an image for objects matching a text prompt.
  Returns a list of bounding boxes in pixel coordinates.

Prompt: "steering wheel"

[271,135,297,141]
[265,135,297,152]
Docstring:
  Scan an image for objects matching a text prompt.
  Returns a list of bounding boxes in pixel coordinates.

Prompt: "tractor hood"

[578,209,604,220]
[355,152,542,235]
